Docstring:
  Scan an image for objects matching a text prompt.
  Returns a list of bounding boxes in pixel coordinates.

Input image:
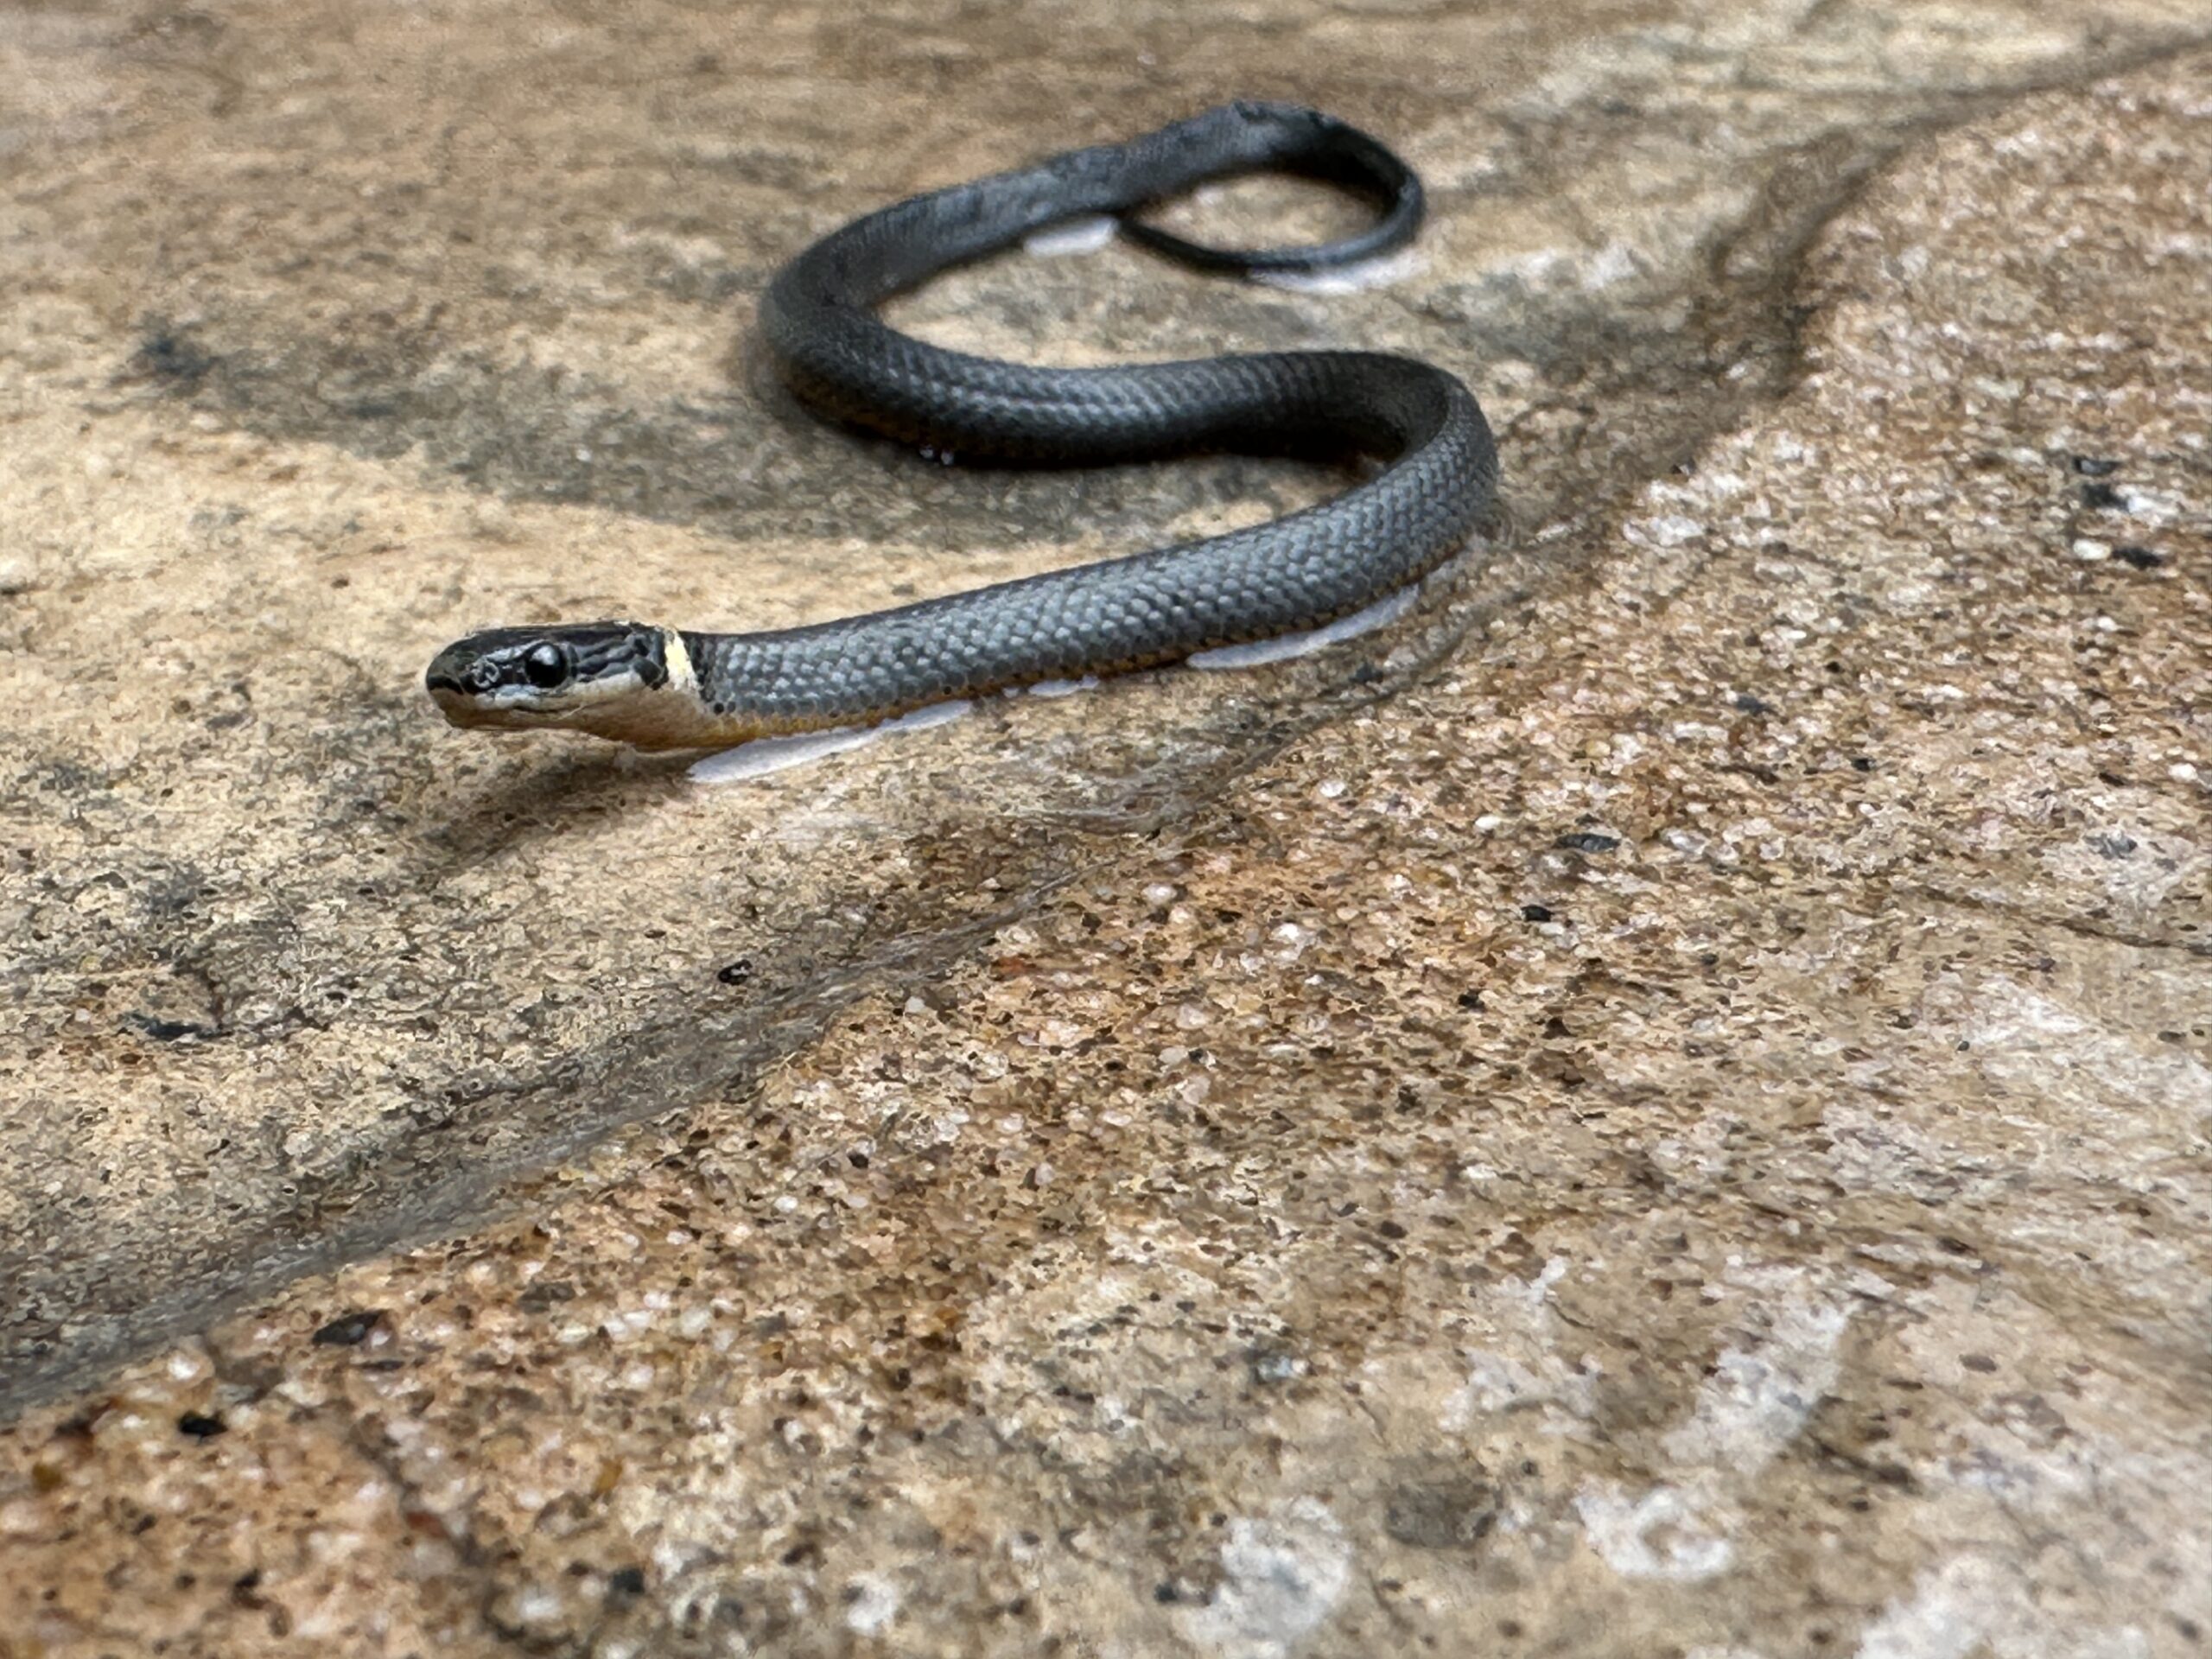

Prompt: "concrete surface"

[1,1,2208,1655]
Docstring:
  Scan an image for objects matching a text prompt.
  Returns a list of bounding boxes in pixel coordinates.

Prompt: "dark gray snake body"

[425,103,1497,750]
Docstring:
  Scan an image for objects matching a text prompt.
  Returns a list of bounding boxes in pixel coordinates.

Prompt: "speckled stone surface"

[3,0,2204,1417]
[3,4,2209,1656]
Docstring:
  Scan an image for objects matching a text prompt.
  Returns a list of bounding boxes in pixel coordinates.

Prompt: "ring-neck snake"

[426,102,1497,750]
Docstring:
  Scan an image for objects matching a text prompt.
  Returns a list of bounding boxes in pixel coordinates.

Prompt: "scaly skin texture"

[428,102,1499,748]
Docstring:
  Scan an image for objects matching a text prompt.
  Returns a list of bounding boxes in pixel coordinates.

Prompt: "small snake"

[425,102,1497,750]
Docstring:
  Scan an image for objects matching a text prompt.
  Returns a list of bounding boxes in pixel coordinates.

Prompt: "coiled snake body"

[426,103,1497,750]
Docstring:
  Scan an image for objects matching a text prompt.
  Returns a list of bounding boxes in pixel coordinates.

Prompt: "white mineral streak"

[1180,1498,1352,1658]
[1574,1268,1851,1582]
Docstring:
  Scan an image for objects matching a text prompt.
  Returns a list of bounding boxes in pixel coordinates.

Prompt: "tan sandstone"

[1,3,2207,1655]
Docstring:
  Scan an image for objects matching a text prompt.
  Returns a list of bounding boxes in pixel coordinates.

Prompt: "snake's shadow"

[413,748,697,870]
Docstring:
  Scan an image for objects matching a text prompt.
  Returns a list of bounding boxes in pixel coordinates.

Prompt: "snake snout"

[423,639,487,697]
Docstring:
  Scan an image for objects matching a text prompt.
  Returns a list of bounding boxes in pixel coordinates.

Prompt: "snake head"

[425,622,673,733]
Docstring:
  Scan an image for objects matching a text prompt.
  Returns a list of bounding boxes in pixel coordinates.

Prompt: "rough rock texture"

[3,3,2209,1656]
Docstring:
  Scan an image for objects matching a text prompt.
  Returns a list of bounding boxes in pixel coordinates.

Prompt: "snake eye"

[522,643,569,690]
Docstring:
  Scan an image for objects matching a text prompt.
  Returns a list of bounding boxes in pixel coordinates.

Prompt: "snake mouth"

[426,683,590,730]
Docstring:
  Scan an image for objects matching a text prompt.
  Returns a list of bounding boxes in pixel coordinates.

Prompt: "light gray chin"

[429,689,582,731]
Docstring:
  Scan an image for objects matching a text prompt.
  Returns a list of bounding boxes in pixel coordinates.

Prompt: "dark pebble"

[310,1310,386,1347]
[2079,481,2126,510]
[716,957,755,986]
[2069,454,2121,476]
[1733,693,1774,715]
[1520,904,1555,922]
[517,1280,578,1314]
[1456,988,1485,1012]
[135,326,216,385]
[128,1014,217,1043]
[1554,832,1621,854]
[176,1411,226,1440]
[2114,545,2164,570]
